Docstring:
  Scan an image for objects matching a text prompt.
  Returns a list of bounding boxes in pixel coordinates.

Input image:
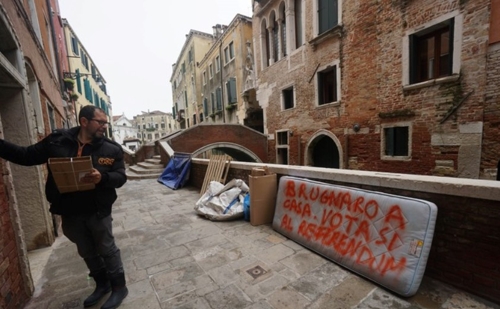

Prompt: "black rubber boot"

[84,271,111,308]
[101,272,128,309]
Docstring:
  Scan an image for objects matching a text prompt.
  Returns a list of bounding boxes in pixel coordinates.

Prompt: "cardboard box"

[48,156,95,193]
[249,167,277,226]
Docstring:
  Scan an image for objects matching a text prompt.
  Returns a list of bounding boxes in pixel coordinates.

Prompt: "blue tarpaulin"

[157,153,191,190]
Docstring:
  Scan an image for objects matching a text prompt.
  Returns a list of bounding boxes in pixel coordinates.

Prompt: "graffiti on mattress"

[279,179,408,276]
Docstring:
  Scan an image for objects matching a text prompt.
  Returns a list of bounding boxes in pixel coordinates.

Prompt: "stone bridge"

[160,124,268,162]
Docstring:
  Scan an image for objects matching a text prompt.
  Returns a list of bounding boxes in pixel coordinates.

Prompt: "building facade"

[170,30,213,129]
[134,110,177,143]
[252,0,500,179]
[198,15,264,132]
[0,0,71,307]
[112,114,138,146]
[62,19,113,138]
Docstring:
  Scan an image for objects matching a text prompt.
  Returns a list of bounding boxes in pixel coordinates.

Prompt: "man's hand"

[81,168,102,184]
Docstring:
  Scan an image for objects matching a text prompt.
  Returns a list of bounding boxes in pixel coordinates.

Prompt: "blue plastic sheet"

[157,153,191,190]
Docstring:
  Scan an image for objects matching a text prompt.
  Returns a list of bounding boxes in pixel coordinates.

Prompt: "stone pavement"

[24,178,499,309]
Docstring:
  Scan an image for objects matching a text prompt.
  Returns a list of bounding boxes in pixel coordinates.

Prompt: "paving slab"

[26,178,500,309]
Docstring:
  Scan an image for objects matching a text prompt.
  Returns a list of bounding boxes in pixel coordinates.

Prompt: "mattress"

[272,176,438,297]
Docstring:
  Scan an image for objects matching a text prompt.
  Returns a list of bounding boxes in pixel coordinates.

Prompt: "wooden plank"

[200,154,232,195]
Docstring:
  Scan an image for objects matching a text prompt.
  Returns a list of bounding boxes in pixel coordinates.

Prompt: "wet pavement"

[25,178,500,309]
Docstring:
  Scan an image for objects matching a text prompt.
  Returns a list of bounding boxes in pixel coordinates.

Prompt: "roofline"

[62,18,107,83]
[198,14,252,67]
[169,29,214,82]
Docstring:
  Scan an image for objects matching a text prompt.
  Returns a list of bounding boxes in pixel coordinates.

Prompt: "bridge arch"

[163,124,268,162]
[192,142,263,162]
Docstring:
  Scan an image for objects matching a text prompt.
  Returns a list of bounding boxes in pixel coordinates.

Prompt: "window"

[382,125,411,159]
[404,14,462,87]
[276,130,289,164]
[71,36,79,55]
[224,42,235,64]
[295,0,303,47]
[203,98,209,117]
[410,19,453,84]
[76,69,82,94]
[216,87,222,111]
[203,71,207,85]
[281,6,287,56]
[282,86,294,110]
[318,65,338,105]
[188,48,193,63]
[210,92,215,113]
[226,77,237,104]
[209,64,214,79]
[273,19,279,61]
[215,56,221,72]
[182,62,186,74]
[318,0,339,35]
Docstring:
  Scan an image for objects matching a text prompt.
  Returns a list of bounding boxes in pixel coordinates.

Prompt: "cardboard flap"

[48,156,95,193]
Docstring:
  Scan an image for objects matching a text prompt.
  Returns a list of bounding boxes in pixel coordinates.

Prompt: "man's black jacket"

[0,127,127,217]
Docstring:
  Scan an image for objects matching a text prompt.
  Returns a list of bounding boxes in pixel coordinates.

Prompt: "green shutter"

[76,69,82,93]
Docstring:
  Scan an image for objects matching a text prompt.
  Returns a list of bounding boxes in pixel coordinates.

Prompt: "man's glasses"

[88,119,110,126]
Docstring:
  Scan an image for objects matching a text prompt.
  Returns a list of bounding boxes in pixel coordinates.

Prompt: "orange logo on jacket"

[98,157,115,166]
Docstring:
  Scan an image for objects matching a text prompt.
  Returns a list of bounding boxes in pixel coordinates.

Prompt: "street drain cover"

[246,265,267,279]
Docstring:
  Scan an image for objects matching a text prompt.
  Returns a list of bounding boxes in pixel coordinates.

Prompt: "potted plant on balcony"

[225,104,237,111]
[70,93,79,101]
[64,78,75,91]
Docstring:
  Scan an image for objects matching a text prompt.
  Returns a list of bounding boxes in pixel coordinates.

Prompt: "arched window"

[281,4,287,56]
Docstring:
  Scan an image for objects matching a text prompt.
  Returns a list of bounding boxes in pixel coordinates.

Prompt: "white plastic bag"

[195,179,249,221]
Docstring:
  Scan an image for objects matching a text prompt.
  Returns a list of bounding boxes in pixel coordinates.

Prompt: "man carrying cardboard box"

[0,106,128,309]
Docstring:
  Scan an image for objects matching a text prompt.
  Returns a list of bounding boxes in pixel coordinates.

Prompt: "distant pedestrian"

[0,105,128,309]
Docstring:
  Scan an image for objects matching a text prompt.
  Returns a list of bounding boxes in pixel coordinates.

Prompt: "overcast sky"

[58,0,253,119]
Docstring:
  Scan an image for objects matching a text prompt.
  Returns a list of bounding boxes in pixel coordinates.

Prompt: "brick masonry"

[167,124,268,162]
[253,0,498,179]
[0,163,28,309]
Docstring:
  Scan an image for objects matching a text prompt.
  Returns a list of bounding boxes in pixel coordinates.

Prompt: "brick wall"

[189,159,500,304]
[253,0,494,178]
[0,164,28,308]
[481,43,500,179]
[168,124,268,162]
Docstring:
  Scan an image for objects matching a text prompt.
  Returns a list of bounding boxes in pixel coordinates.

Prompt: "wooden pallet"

[200,154,232,195]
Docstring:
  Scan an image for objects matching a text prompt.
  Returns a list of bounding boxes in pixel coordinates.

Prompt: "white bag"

[195,179,249,221]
